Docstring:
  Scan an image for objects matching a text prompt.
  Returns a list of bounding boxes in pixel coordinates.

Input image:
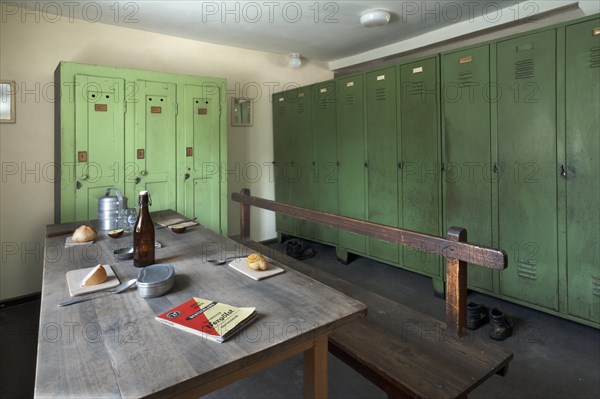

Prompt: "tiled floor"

[2,239,599,398]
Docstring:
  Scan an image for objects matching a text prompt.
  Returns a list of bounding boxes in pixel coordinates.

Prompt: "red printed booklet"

[155,297,257,343]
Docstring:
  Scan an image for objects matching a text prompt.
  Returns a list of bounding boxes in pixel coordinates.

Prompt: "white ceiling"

[16,1,596,69]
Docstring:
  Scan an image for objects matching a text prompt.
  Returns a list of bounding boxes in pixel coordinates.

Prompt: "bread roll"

[246,253,268,271]
[72,225,97,243]
[81,264,108,287]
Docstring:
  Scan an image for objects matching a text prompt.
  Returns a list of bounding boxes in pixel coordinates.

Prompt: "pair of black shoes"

[467,302,513,340]
[285,240,316,260]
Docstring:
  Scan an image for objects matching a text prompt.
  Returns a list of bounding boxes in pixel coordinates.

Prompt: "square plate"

[228,257,285,281]
[65,265,120,296]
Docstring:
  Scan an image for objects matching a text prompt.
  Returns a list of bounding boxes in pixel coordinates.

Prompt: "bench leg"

[304,335,329,399]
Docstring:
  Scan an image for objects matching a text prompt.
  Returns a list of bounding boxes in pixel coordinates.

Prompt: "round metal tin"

[136,264,175,298]
[113,246,134,261]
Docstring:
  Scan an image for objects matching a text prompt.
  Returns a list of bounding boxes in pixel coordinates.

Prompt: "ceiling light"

[289,53,302,69]
[360,10,391,27]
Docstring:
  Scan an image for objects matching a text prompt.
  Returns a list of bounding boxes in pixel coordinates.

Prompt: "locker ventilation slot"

[593,276,600,297]
[375,88,387,101]
[590,47,600,69]
[407,82,424,96]
[458,72,475,88]
[514,59,535,79]
[298,102,305,113]
[345,93,355,106]
[320,100,330,110]
[278,107,285,117]
[517,261,537,280]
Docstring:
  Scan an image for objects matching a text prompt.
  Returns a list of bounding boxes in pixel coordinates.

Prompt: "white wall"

[0,8,332,300]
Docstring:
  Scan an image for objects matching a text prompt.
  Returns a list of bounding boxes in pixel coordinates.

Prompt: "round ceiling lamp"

[360,10,391,27]
[289,53,302,69]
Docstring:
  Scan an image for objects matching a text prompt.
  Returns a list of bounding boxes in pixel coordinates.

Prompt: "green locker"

[442,45,494,292]
[398,57,441,277]
[312,81,339,244]
[183,84,222,233]
[73,75,126,221]
[497,30,559,310]
[55,62,227,234]
[565,19,600,322]
[131,81,177,211]
[273,91,294,235]
[337,74,367,255]
[289,87,315,238]
[366,67,399,263]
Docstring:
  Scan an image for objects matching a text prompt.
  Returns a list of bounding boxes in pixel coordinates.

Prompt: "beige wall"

[0,10,332,300]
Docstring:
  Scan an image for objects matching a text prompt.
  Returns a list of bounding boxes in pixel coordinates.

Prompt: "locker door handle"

[560,165,567,177]
[398,162,404,170]
[364,161,368,168]
[134,177,141,184]
[76,181,82,190]
[80,174,88,181]
[184,173,191,181]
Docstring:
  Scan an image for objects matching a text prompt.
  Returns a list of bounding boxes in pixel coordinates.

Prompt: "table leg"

[304,334,329,399]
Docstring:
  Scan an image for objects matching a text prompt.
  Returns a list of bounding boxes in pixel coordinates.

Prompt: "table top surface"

[35,210,366,398]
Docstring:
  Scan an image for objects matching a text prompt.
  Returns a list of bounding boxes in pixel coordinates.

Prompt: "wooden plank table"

[35,210,366,398]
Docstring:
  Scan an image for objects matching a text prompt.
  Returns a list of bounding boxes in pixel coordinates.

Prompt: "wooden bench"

[232,189,513,399]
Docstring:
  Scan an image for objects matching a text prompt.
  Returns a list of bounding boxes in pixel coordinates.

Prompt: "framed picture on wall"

[231,98,252,126]
[0,80,16,123]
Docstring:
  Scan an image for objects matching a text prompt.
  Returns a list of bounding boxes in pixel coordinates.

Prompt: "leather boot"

[466,302,489,330]
[489,308,513,340]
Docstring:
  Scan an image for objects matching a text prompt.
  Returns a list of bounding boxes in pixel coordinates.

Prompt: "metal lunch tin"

[137,264,175,298]
[97,188,128,231]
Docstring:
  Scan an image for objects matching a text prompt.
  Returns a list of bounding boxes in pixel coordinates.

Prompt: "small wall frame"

[231,98,252,126]
[0,80,16,123]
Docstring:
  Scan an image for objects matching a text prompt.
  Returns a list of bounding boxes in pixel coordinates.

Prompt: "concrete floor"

[1,239,599,398]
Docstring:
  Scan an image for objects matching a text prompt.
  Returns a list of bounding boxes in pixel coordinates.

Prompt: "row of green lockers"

[55,61,228,236]
[272,15,599,327]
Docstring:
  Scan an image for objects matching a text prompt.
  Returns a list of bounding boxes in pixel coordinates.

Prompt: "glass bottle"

[133,191,155,267]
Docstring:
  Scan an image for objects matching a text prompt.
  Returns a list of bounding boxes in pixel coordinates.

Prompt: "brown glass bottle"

[133,191,155,267]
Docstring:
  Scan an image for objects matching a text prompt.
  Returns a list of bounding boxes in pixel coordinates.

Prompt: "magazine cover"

[155,297,257,343]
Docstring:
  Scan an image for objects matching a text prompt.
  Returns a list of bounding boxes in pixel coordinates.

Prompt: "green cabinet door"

[131,81,177,211]
[442,45,494,291]
[366,67,399,263]
[337,74,367,254]
[312,81,339,244]
[182,84,222,233]
[399,57,441,277]
[497,30,559,310]
[289,87,315,238]
[74,74,126,221]
[565,18,600,322]
[273,91,294,235]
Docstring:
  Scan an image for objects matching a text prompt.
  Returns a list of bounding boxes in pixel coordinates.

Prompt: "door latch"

[135,176,141,184]
[184,173,191,181]
[76,181,82,190]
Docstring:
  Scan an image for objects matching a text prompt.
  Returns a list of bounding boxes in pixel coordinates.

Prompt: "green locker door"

[337,74,367,254]
[312,81,339,244]
[565,19,600,323]
[289,87,315,238]
[442,45,494,292]
[183,84,222,233]
[273,91,294,235]
[399,57,441,277]
[497,30,559,310]
[74,75,125,221]
[132,81,177,211]
[366,67,399,263]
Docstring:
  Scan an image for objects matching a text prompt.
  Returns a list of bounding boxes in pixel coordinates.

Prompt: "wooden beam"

[231,191,507,270]
[445,227,468,338]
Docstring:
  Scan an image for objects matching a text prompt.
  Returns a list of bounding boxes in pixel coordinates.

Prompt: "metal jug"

[97,188,128,231]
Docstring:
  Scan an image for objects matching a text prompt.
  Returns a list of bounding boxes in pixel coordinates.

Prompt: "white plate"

[228,257,285,281]
[65,265,120,296]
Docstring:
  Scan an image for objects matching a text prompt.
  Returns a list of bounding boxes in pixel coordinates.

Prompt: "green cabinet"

[272,91,294,235]
[366,67,399,263]
[398,57,442,277]
[337,74,367,255]
[497,30,559,310]
[312,81,339,244]
[55,62,227,234]
[289,87,315,238]
[564,18,600,323]
[442,45,494,292]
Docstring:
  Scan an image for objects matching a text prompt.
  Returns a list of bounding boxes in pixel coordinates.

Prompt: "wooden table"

[35,210,366,398]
